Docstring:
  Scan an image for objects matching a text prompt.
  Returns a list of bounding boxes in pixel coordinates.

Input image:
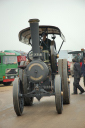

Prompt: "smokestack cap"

[28,19,40,23]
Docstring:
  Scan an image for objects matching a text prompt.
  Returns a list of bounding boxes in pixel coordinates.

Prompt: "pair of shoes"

[79,91,85,94]
[72,93,77,95]
[79,92,82,94]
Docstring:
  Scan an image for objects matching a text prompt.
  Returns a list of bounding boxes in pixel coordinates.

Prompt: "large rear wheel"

[58,59,70,104]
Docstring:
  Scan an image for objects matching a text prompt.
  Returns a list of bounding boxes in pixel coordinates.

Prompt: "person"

[72,59,85,94]
[40,32,51,51]
[81,57,85,86]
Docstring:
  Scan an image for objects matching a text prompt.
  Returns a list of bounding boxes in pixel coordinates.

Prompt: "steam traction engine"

[13,19,70,116]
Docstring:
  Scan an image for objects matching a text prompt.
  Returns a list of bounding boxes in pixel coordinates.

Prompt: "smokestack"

[28,19,40,58]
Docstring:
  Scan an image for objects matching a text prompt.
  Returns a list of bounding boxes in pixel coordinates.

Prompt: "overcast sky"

[0,0,85,52]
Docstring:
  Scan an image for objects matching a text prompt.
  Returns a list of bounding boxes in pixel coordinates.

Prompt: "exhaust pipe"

[28,19,40,58]
[26,19,49,83]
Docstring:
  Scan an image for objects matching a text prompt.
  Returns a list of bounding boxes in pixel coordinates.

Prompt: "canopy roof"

[68,51,83,54]
[19,25,65,45]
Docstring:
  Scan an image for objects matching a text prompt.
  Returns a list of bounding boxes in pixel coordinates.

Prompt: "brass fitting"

[67,78,70,83]
[56,54,59,58]
[28,19,40,23]
[61,91,63,95]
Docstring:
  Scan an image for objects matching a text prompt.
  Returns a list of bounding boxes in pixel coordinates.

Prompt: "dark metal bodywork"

[18,19,66,101]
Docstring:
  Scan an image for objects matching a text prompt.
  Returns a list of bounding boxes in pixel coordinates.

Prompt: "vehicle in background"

[0,51,18,85]
[4,50,27,66]
[70,61,74,77]
[68,61,71,75]
[58,50,72,75]
[14,50,27,57]
[68,49,84,76]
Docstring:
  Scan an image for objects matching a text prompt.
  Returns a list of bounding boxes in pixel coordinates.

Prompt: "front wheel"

[13,78,24,116]
[55,74,63,114]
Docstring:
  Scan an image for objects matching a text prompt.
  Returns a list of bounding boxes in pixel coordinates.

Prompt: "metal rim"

[55,74,63,114]
[58,59,70,104]
[50,41,56,72]
[13,78,24,116]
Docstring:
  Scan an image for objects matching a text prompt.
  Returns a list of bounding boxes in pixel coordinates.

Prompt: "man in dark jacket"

[40,32,51,51]
[73,59,85,94]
